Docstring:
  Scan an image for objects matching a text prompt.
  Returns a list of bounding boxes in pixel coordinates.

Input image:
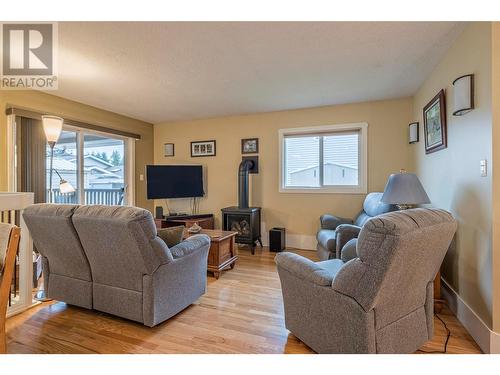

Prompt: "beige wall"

[154,97,412,248]
[492,22,500,334]
[0,91,154,210]
[411,22,493,327]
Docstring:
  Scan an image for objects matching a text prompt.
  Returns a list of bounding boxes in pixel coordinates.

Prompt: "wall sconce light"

[453,74,474,116]
[408,122,419,144]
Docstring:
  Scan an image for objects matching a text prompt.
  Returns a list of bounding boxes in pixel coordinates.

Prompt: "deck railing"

[0,192,35,317]
[48,188,124,205]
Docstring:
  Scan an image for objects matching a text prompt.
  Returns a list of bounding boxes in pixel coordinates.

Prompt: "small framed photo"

[423,89,447,154]
[241,138,259,154]
[191,140,216,157]
[164,143,175,157]
[408,122,419,144]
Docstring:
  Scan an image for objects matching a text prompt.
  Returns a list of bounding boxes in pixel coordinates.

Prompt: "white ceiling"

[56,22,466,124]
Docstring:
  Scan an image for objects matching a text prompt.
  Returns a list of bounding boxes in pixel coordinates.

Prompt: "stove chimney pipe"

[238,159,254,209]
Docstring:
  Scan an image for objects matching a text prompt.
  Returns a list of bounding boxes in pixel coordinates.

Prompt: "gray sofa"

[276,208,457,353]
[316,192,397,260]
[23,204,210,327]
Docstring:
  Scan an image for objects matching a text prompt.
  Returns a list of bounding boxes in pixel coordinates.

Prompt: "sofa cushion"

[316,229,336,252]
[158,226,184,248]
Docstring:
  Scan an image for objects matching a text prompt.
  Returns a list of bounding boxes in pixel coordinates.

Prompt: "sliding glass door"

[46,130,79,203]
[10,114,135,315]
[46,127,131,206]
[83,134,126,205]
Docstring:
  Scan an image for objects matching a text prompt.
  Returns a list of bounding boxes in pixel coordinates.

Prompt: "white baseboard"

[441,278,500,353]
[261,221,316,251]
[285,234,316,251]
[491,331,500,353]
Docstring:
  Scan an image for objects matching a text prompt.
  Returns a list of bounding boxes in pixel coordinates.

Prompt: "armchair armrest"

[170,234,210,259]
[335,224,361,258]
[144,237,210,326]
[275,252,334,286]
[320,214,353,230]
[340,238,358,263]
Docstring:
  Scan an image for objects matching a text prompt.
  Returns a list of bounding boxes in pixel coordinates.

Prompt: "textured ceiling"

[54,22,466,123]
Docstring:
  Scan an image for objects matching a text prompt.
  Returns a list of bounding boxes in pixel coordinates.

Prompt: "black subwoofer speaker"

[269,227,286,252]
[155,206,164,219]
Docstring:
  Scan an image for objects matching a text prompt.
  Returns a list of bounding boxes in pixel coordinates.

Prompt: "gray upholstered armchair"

[316,192,397,260]
[276,208,457,354]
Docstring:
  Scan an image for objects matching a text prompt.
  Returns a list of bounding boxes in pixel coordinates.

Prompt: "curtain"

[16,116,47,204]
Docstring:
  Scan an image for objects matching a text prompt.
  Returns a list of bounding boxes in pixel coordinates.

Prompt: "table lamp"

[381,169,430,210]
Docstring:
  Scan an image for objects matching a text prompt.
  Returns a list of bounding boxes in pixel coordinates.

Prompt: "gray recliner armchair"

[316,192,397,260]
[276,208,457,353]
[23,204,210,327]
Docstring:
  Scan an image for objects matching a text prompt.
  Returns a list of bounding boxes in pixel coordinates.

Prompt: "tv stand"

[155,213,214,230]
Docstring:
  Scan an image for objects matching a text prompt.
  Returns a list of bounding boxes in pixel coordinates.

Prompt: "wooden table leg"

[434,270,441,300]
[434,270,445,313]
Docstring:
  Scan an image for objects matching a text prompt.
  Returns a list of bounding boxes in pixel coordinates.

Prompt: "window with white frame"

[279,123,368,193]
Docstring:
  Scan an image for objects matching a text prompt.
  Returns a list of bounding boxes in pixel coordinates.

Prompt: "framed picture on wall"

[164,143,175,157]
[191,140,216,157]
[423,89,447,154]
[241,138,259,154]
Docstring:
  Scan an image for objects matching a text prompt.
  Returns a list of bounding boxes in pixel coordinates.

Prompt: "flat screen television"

[146,165,204,199]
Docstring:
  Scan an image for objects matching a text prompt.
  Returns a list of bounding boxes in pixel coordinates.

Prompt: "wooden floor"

[6,247,482,354]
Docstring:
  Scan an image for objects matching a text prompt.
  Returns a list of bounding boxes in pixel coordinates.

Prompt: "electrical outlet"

[139,174,144,181]
[480,160,487,177]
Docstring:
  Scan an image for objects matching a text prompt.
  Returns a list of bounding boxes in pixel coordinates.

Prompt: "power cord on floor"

[416,312,451,354]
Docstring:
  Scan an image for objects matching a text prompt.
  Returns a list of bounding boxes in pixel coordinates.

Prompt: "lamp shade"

[59,180,75,194]
[42,115,64,144]
[381,171,430,205]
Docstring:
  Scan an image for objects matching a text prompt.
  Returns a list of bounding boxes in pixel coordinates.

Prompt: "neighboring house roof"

[87,166,120,176]
[47,156,124,185]
[107,166,124,174]
[46,158,79,171]
[290,162,358,175]
[69,155,115,168]
[89,178,124,185]
[85,154,114,167]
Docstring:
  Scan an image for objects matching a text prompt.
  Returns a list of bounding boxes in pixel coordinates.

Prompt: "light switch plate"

[480,160,487,177]
[139,174,144,181]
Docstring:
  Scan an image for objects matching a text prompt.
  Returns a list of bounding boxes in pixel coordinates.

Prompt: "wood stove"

[222,206,261,254]
[222,158,262,254]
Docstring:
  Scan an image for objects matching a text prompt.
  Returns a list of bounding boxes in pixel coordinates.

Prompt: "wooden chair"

[0,224,21,354]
